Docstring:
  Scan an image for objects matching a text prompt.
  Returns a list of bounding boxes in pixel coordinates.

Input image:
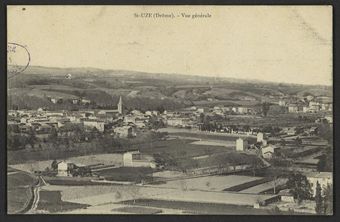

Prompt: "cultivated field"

[145,175,262,191]
[190,140,235,147]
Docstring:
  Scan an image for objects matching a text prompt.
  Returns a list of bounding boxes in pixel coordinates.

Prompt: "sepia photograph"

[6,5,333,215]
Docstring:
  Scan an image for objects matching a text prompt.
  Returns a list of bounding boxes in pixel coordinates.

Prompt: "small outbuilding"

[279,189,295,203]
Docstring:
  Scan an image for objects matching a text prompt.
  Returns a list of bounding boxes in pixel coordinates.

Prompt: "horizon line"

[12,64,333,87]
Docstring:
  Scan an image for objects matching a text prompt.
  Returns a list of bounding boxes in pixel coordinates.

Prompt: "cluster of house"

[8,96,204,138]
[48,96,92,105]
[235,132,278,159]
[8,96,138,138]
[185,105,259,116]
[281,96,333,113]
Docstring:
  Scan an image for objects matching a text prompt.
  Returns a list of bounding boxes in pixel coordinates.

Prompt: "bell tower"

[118,96,123,114]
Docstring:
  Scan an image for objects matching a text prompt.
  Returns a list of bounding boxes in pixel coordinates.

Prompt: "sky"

[7,6,332,85]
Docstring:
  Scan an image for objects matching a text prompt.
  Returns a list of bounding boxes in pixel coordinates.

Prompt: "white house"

[81,99,91,105]
[257,132,264,143]
[236,138,248,152]
[57,161,76,177]
[197,108,208,113]
[325,115,333,124]
[145,111,152,116]
[278,100,287,107]
[288,104,298,113]
[279,189,295,203]
[237,107,249,114]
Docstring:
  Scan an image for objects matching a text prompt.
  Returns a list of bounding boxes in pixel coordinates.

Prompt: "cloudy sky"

[8,6,332,85]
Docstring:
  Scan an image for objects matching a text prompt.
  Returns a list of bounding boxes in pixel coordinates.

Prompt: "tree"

[317,122,332,143]
[262,102,271,117]
[51,160,58,171]
[156,105,165,114]
[8,133,28,150]
[294,137,302,147]
[269,206,282,215]
[286,172,312,204]
[27,128,38,149]
[48,127,58,144]
[315,181,323,214]
[317,146,333,172]
[323,184,333,215]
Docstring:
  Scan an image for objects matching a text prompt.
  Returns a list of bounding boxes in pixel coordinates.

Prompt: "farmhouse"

[288,104,298,113]
[81,99,91,105]
[236,138,248,152]
[237,107,249,114]
[72,98,80,104]
[57,161,77,177]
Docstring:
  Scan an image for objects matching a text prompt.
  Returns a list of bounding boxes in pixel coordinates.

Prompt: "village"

[7,91,333,215]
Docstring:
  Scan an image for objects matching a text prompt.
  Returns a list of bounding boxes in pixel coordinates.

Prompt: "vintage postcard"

[7,6,333,215]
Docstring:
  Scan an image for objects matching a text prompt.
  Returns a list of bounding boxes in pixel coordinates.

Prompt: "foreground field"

[37,174,280,211]
[39,183,278,214]
[7,168,38,214]
[118,199,271,215]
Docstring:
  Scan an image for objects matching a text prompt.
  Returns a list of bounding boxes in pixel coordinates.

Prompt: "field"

[133,138,227,157]
[36,190,90,213]
[118,199,271,215]
[145,175,262,191]
[7,169,38,214]
[239,178,288,194]
[39,181,279,211]
[223,177,273,192]
[94,167,154,182]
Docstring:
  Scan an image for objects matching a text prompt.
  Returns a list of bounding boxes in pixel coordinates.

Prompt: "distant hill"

[7,65,332,111]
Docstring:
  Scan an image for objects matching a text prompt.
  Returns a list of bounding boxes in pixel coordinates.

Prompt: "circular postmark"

[7,42,31,79]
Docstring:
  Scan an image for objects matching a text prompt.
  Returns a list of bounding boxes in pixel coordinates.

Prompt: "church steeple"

[118,96,123,114]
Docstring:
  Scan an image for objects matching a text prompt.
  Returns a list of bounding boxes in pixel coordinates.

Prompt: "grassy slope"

[7,66,332,110]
